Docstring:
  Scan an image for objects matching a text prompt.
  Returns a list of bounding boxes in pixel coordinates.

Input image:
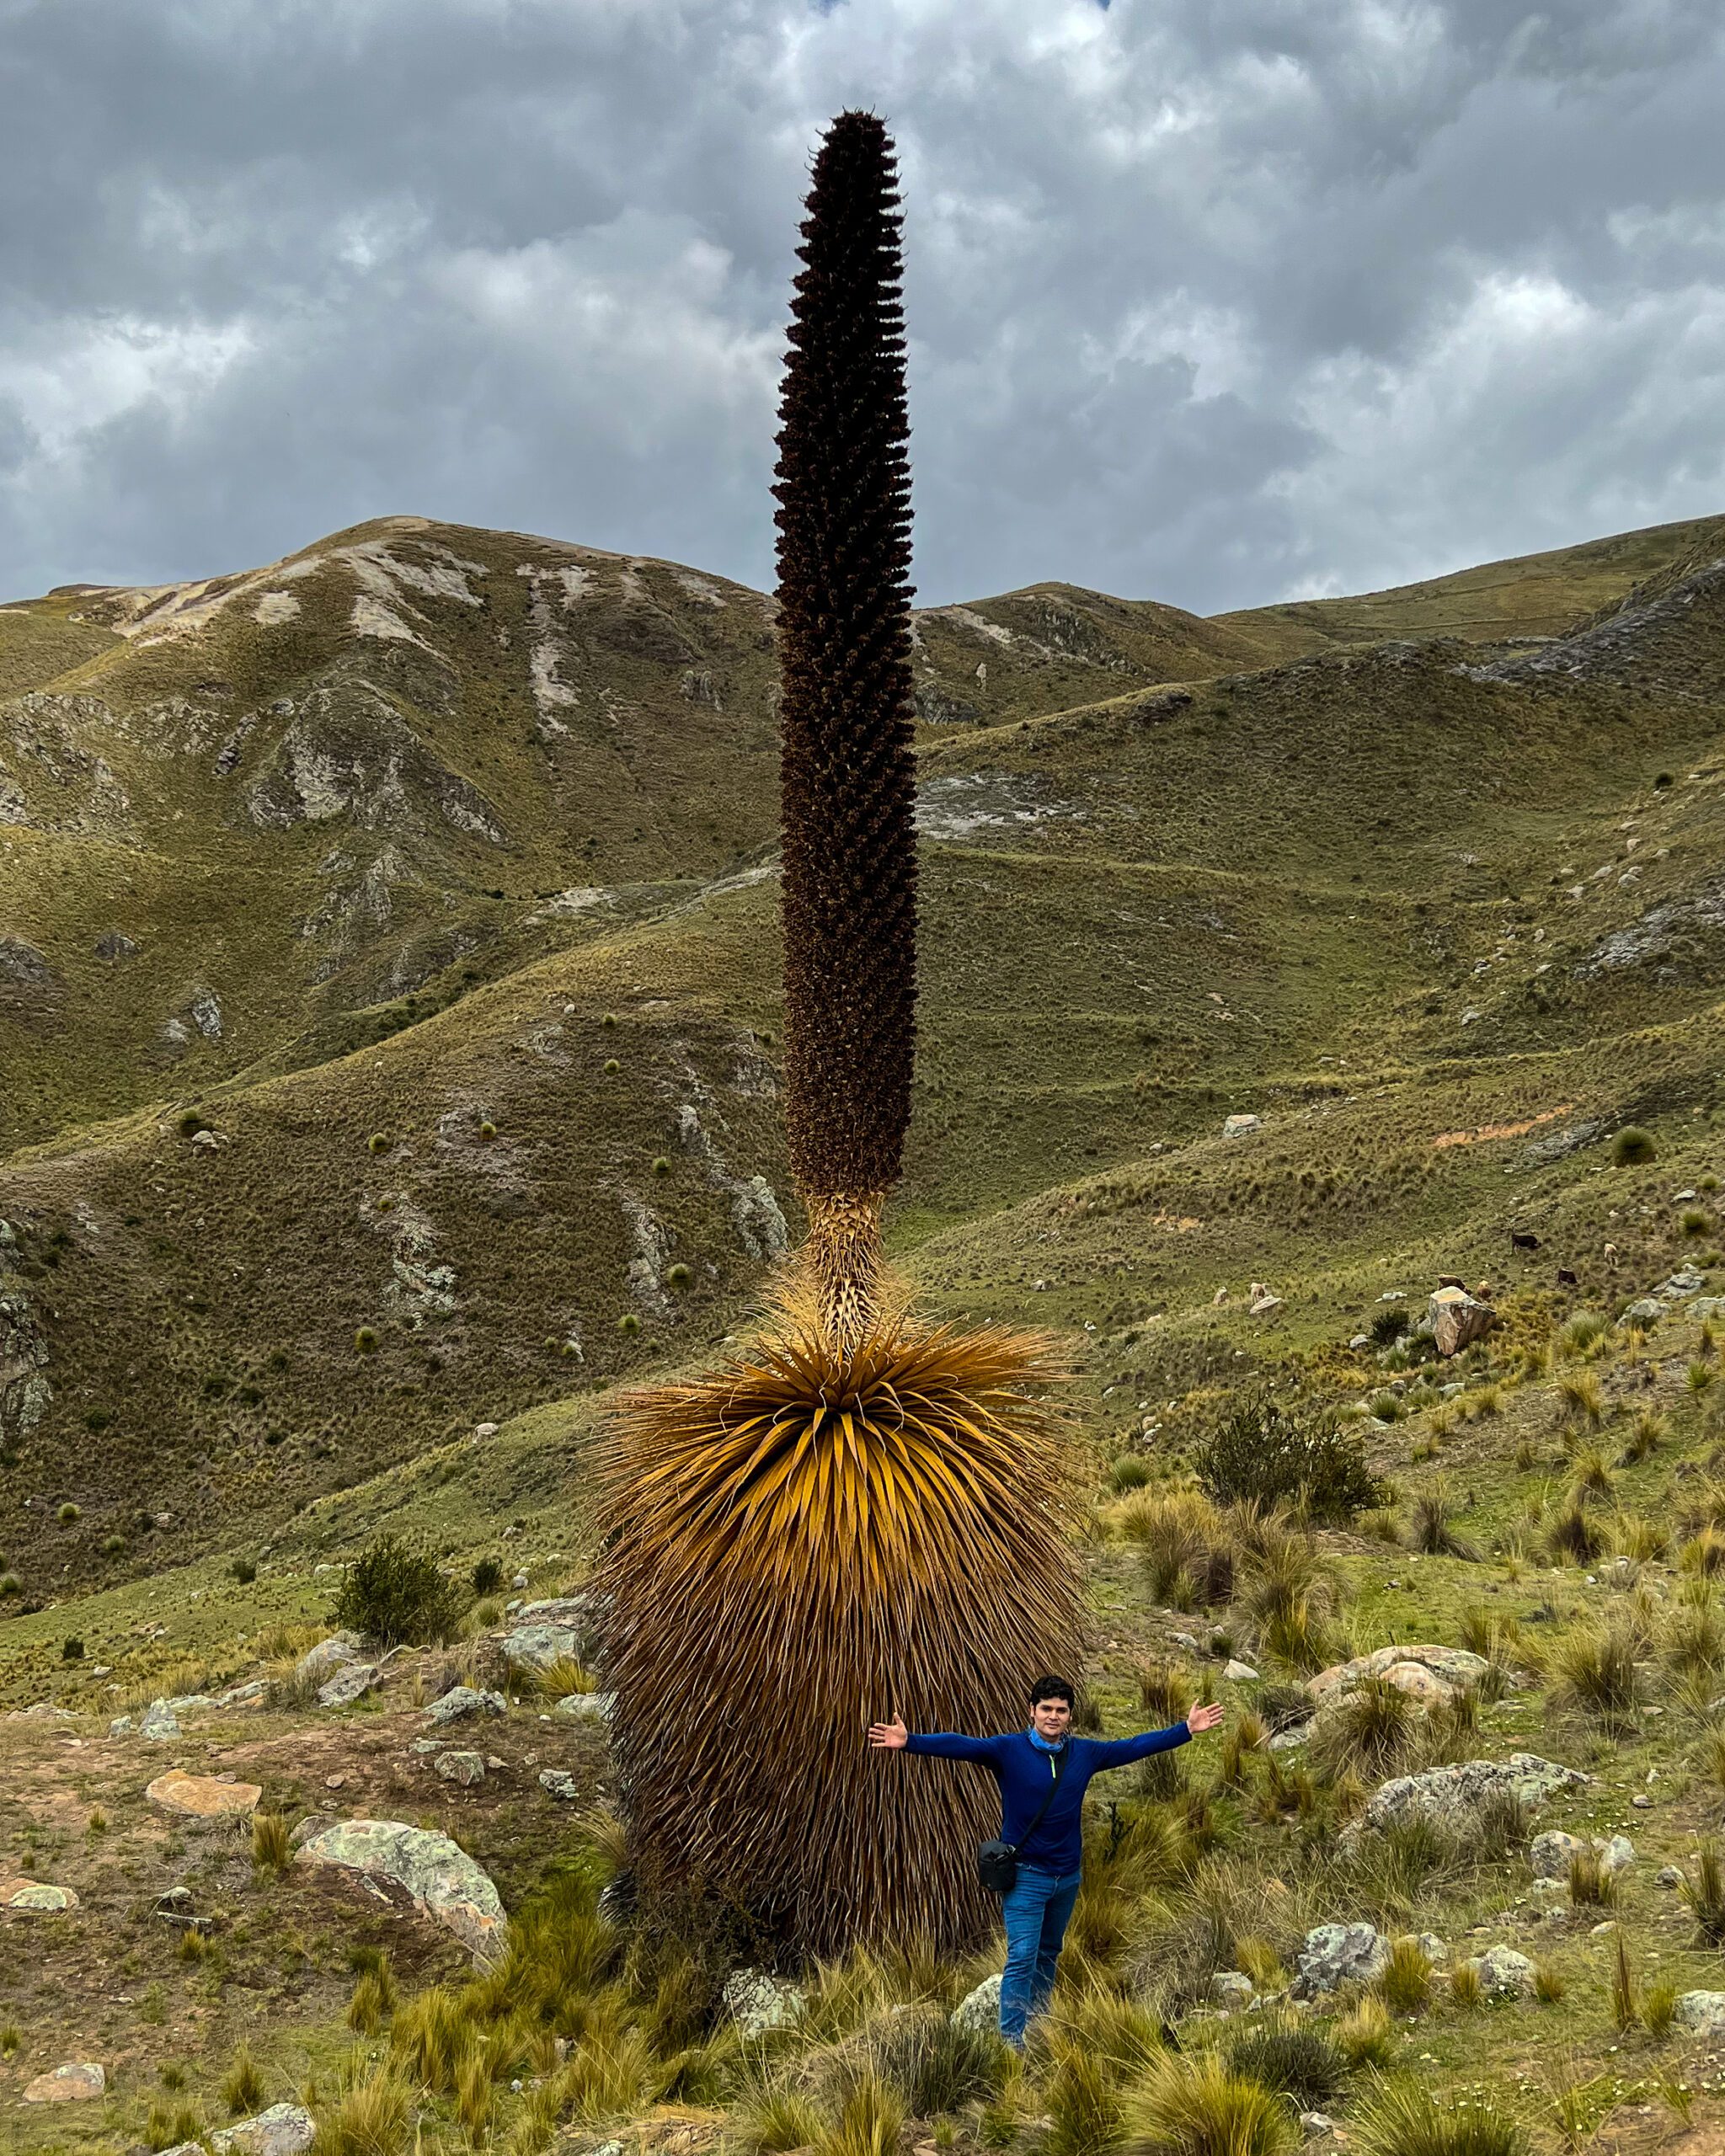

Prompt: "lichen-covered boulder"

[951,1973,1002,2036]
[294,1633,363,1684]
[1360,1754,1587,1833]
[161,2105,317,2156]
[1295,1924,1389,1995]
[1530,1830,1586,1879]
[423,1685,505,1726]
[295,1820,504,1962]
[24,2063,105,2103]
[723,1967,804,2037]
[501,1624,582,1673]
[1307,1646,1490,1704]
[1677,1993,1725,2036]
[317,1662,381,1709]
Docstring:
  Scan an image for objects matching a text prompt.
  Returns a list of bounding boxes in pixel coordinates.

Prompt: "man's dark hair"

[1028,1674,1075,1708]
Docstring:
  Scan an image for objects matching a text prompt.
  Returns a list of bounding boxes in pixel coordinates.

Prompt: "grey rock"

[213,1679,268,1707]
[1522,1120,1599,1166]
[1309,1644,1489,1706]
[295,1819,505,1961]
[1597,1833,1636,1876]
[1530,1830,1585,1880]
[140,1700,180,1741]
[1300,2117,1338,2140]
[288,1812,335,1847]
[1656,1263,1706,1302]
[951,1973,1002,2037]
[159,2105,317,2156]
[1411,1933,1448,1962]
[1676,1992,1725,2036]
[1211,1972,1255,2004]
[1623,1299,1665,1322]
[1295,1924,1389,1995]
[1471,1946,1536,1997]
[502,1623,583,1673]
[1658,1865,1685,1888]
[108,1714,132,1737]
[317,1662,381,1709]
[295,1632,362,1684]
[1224,1660,1260,1682]
[538,1769,581,1801]
[435,1750,485,1785]
[1530,1877,1567,1901]
[1268,1724,1312,1752]
[22,2061,105,2104]
[95,930,140,963]
[553,1690,614,1721]
[1690,1299,1725,1321]
[1360,1754,1587,1834]
[724,1967,804,2038]
[424,1685,505,1726]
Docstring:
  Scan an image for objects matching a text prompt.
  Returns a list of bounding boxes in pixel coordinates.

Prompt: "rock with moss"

[952,1972,1003,2036]
[1295,1923,1390,1995]
[722,1967,804,2037]
[160,2105,316,2156]
[422,1684,505,1726]
[1677,1993,1725,2036]
[1470,1946,1536,1997]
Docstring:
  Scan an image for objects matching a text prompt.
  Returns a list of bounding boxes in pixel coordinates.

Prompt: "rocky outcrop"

[1429,1287,1494,1356]
[146,1769,262,1817]
[1308,1645,1489,1705]
[952,1973,1002,2036]
[423,1684,505,1726]
[161,2104,316,2156]
[1360,1754,1588,1834]
[295,1819,505,1962]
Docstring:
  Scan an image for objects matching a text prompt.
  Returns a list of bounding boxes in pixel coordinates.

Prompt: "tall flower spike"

[773,109,917,1349]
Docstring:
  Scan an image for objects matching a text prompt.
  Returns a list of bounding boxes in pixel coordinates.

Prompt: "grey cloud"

[1,0,1722,612]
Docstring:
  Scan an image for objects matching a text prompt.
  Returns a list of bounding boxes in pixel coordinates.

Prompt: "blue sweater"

[904,1723,1192,1875]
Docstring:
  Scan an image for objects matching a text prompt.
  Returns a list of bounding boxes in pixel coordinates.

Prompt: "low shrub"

[471,1556,505,1596]
[1370,1307,1411,1347]
[334,1534,465,1647]
[1196,1392,1389,1523]
[1613,1127,1658,1166]
[1228,2022,1345,2108]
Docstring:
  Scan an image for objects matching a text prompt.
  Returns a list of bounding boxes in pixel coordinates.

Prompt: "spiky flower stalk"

[773,109,917,1349]
[595,113,1085,1958]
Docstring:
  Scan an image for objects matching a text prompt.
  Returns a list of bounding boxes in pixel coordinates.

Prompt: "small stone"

[1632,1794,1653,1809]
[140,1700,181,1741]
[553,1690,614,1721]
[513,1570,530,1589]
[294,1632,362,1684]
[538,1769,580,1801]
[1300,2116,1337,2140]
[1471,1946,1537,1996]
[1657,1865,1685,1888]
[1295,1923,1389,1995]
[1530,1830,1585,1880]
[325,1773,347,1790]
[1530,1878,1566,1901]
[1596,1834,1635,1875]
[1211,1971,1255,2004]
[23,2063,106,2104]
[1677,1991,1725,2036]
[1591,1920,1617,1936]
[289,1813,335,1847]
[1349,1335,1370,1349]
[1224,1661,1260,1682]
[435,1751,485,1786]
[724,1967,804,2037]
[1222,1113,1262,1139]
[475,1422,499,1438]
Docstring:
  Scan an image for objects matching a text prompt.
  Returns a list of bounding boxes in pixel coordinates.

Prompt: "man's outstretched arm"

[1085,1699,1223,1766]
[868,1714,1001,1761]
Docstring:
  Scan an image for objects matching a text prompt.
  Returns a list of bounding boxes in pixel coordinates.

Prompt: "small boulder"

[140,1700,181,1741]
[1295,1923,1389,1995]
[553,1690,614,1721]
[1224,1661,1260,1683]
[1624,1299,1664,1323]
[295,1631,363,1683]
[1597,1833,1635,1876]
[538,1769,580,1801]
[1359,1754,1587,1835]
[1677,1992,1725,2036]
[1530,1830,1585,1881]
[1657,1865,1685,1889]
[435,1751,485,1786]
[24,2063,105,2103]
[1429,1287,1494,1357]
[1211,1971,1255,2005]
[318,1662,382,1709]
[162,2104,318,2156]
[723,1967,804,2038]
[424,1686,505,1726]
[147,1769,262,1818]
[475,1421,499,1439]
[502,1624,583,1673]
[1471,1946,1536,1997]
[2,1880,79,1911]
[295,1819,505,1963]
[1307,1645,1489,1705]
[952,1972,1003,2037]
[1223,1114,1262,1139]
[1300,2116,1337,2141]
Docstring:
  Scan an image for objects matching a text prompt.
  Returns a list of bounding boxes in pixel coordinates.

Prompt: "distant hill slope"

[3,507,1725,1601]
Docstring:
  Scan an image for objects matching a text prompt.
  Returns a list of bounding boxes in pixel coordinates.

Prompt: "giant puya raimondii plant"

[595,112,1081,1956]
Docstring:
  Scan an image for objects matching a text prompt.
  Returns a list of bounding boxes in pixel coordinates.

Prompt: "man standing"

[869,1676,1223,2047]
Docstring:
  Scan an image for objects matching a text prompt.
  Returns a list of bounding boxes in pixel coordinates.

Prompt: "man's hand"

[1186,1700,1225,1735]
[868,1714,909,1749]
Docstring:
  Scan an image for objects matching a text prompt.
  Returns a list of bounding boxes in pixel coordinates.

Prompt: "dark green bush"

[1613,1126,1657,1166]
[334,1534,465,1646]
[61,1636,84,1661]
[1196,1393,1388,1522]
[230,1558,257,1585]
[472,1556,505,1596]
[1370,1307,1410,1347]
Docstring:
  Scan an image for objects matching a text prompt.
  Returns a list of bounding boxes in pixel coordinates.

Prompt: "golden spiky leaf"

[594,1292,1082,1954]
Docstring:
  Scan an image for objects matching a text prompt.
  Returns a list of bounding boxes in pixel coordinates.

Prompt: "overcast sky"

[2,1,1722,614]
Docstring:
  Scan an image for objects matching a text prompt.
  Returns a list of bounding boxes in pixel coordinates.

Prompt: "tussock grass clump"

[740,2087,826,2156]
[1335,1994,1394,2069]
[147,2102,205,2152]
[1309,1678,1415,1782]
[220,2043,263,2116]
[1645,1979,1679,2036]
[1552,1622,1641,1726]
[1533,1960,1565,2004]
[1684,1840,1725,1943]
[1125,2049,1296,2156]
[1448,1961,1482,2009]
[1126,1488,1236,1608]
[1546,1503,1605,1565]
[251,1811,291,1871]
[1110,1456,1152,1494]
[1137,1660,1194,1726]
[1354,2080,1528,2156]
[334,1533,465,1646]
[311,2063,414,2156]
[1227,2021,1346,2108]
[1381,1936,1432,2014]
[1567,1849,1618,1908]
[1613,1126,1657,1166]
[1611,1934,1640,2031]
[1569,1445,1615,1499]
[1409,1483,1481,1560]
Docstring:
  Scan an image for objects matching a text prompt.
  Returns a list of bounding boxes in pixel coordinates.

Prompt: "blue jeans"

[999,1864,1082,2043]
